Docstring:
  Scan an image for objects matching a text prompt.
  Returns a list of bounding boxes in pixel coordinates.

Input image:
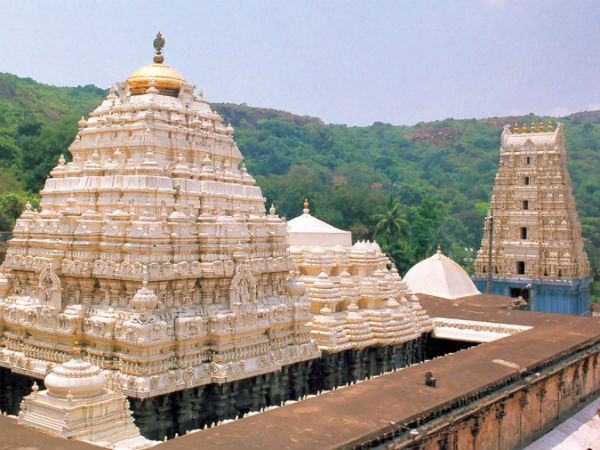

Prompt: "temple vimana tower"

[473,121,591,315]
[0,34,320,435]
[0,35,432,439]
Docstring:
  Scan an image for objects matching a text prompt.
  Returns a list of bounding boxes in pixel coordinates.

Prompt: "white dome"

[286,209,352,248]
[403,249,480,299]
[45,357,106,399]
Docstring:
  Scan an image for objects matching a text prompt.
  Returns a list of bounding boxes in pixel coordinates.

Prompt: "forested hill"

[1,73,600,298]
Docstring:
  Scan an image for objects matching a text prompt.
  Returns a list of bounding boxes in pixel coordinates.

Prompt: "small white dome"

[286,210,352,247]
[45,357,106,399]
[403,249,480,299]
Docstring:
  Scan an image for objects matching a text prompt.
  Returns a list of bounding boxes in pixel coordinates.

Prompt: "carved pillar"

[250,376,263,412]
[130,397,158,440]
[214,383,230,422]
[289,363,303,400]
[176,389,195,435]
[375,346,385,376]
[322,353,336,390]
[348,350,361,383]
[280,365,290,403]
[109,279,121,306]
[470,415,481,449]
[155,395,174,439]
[495,402,506,449]
[190,386,207,428]
[518,391,529,445]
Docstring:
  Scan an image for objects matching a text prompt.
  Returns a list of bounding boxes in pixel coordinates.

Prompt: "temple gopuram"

[473,122,591,314]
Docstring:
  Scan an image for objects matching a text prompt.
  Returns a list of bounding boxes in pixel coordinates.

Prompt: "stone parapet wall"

[370,339,600,450]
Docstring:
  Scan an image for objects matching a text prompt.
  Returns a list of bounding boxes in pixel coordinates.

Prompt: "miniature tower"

[473,122,591,314]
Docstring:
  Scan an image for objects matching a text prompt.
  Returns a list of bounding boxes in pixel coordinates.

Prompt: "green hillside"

[1,73,600,300]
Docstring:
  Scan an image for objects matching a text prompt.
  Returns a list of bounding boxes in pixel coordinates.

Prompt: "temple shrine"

[473,122,591,314]
[286,201,432,389]
[0,33,320,438]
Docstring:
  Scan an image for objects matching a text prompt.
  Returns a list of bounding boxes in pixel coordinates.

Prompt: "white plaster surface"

[403,249,480,299]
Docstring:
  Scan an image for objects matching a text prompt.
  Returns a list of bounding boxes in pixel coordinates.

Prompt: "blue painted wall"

[472,276,591,315]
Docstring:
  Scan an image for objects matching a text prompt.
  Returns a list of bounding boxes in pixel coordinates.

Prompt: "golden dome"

[128,63,186,96]
[127,32,186,96]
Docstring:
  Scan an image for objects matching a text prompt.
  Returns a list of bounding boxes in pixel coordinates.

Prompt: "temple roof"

[127,63,186,96]
[403,248,480,299]
[286,203,352,247]
[127,32,187,96]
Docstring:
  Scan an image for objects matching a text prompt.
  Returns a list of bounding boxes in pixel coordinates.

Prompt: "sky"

[1,0,599,126]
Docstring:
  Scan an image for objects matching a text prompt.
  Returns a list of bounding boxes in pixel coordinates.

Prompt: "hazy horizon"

[2,0,599,126]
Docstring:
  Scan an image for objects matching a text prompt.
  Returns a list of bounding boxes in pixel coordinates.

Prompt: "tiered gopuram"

[473,122,591,314]
[0,34,319,436]
[287,201,431,388]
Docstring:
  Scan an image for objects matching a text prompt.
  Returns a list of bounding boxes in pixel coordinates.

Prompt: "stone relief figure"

[38,264,62,310]
[230,263,257,306]
[213,284,221,305]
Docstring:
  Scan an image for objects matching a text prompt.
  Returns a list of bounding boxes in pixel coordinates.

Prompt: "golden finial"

[153,32,165,64]
[514,123,520,133]
[539,121,544,132]
[530,121,536,133]
[522,122,528,133]
[437,244,441,253]
[303,198,310,214]
[547,120,553,132]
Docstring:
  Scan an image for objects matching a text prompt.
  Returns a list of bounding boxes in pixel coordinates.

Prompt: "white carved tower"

[0,34,319,399]
[473,121,591,314]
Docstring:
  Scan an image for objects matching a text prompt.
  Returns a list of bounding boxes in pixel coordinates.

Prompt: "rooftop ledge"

[431,317,531,343]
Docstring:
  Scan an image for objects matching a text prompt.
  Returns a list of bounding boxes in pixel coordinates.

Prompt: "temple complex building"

[0,34,320,435]
[286,201,431,388]
[473,122,591,315]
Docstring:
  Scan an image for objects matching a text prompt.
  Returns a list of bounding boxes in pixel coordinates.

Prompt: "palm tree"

[373,196,409,245]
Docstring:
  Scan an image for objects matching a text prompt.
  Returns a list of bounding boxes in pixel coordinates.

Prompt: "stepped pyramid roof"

[0,33,319,398]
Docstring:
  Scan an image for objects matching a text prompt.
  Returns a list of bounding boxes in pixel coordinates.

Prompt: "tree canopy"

[2,73,600,301]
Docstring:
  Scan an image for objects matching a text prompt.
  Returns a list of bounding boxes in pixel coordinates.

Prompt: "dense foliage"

[1,73,600,301]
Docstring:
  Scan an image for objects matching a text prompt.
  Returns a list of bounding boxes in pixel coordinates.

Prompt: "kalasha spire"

[153,32,165,63]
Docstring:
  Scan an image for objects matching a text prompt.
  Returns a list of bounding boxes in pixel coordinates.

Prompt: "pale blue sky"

[1,0,599,125]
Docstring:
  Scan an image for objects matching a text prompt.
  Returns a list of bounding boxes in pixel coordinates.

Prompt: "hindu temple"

[0,33,322,438]
[473,122,591,314]
[286,201,432,389]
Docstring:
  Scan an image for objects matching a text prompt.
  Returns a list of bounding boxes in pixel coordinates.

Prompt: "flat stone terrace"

[151,294,600,450]
[2,293,600,450]
[0,414,105,450]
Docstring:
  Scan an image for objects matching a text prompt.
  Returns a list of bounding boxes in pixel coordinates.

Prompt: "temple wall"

[473,276,591,315]
[0,334,431,440]
[379,344,600,450]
